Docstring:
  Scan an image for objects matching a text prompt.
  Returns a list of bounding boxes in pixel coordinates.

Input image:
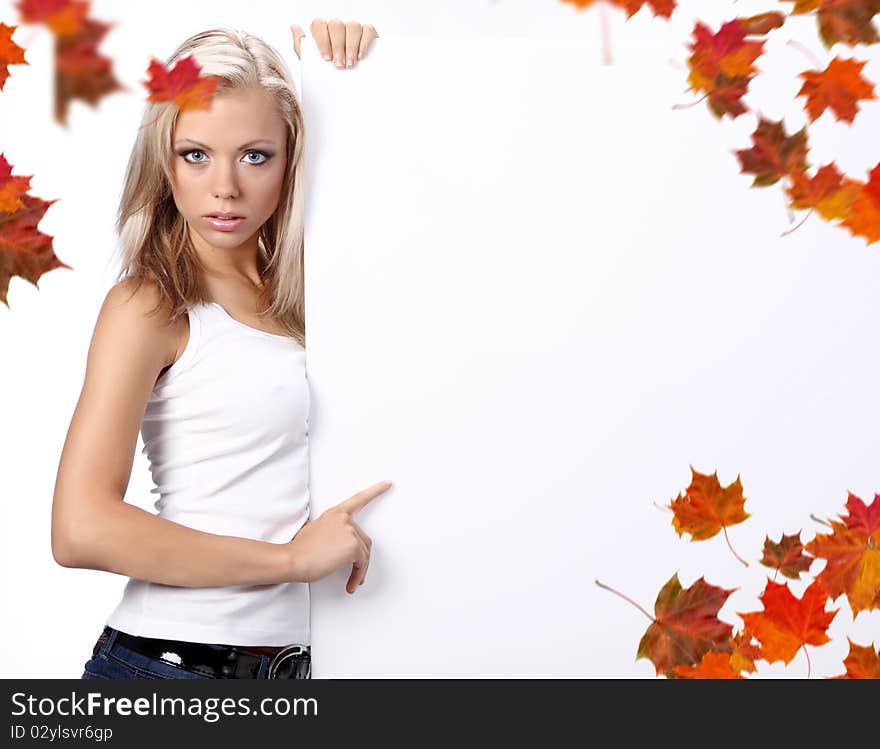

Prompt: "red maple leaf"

[54,15,125,126]
[14,0,89,37]
[0,22,28,90]
[805,491,880,614]
[686,19,768,120]
[734,116,810,187]
[737,578,838,674]
[760,531,814,580]
[635,572,736,676]
[0,192,72,305]
[143,55,222,112]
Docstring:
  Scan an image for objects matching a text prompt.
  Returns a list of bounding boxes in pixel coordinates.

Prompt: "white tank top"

[105,301,311,646]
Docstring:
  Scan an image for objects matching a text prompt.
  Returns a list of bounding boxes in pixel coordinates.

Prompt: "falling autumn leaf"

[15,0,89,38]
[635,572,736,677]
[738,578,837,675]
[797,56,877,123]
[671,650,744,679]
[729,629,762,674]
[831,638,880,678]
[54,15,125,126]
[734,116,810,187]
[805,491,880,614]
[559,0,676,19]
[143,55,222,112]
[760,531,814,580]
[686,19,768,119]
[0,153,32,213]
[0,22,28,90]
[840,163,880,245]
[0,192,72,305]
[785,163,864,223]
[667,466,750,566]
[783,0,880,49]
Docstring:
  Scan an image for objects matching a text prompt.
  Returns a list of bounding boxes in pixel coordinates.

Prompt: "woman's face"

[170,84,288,258]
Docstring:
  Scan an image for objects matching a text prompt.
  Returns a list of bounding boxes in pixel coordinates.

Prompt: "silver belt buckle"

[268,644,311,679]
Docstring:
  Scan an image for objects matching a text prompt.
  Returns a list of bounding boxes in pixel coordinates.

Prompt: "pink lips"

[203,214,246,231]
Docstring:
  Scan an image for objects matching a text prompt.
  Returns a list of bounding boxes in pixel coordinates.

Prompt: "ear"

[290,25,305,60]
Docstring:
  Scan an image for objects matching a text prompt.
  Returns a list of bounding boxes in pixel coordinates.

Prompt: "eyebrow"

[174,138,277,149]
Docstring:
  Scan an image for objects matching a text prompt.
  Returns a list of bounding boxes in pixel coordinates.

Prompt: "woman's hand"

[291,19,379,69]
[283,480,392,593]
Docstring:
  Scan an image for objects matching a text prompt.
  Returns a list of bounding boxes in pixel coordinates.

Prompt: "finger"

[338,480,392,515]
[350,524,371,586]
[290,25,305,59]
[326,17,346,67]
[346,535,369,593]
[358,24,378,61]
[344,20,362,67]
[309,18,332,61]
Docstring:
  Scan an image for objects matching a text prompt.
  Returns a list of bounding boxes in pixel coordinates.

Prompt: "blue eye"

[178,149,272,166]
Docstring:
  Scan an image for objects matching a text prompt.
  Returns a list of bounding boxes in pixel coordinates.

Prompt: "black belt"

[103,627,311,679]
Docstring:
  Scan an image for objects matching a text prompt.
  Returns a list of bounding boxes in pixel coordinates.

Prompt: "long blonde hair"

[112,26,306,347]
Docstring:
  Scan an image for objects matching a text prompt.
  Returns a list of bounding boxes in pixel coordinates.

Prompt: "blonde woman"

[51,19,392,680]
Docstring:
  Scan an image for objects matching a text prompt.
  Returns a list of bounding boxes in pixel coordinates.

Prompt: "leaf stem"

[599,3,612,65]
[810,513,832,528]
[803,644,812,679]
[722,525,749,568]
[786,39,823,69]
[595,579,656,623]
[672,91,710,110]
[781,207,813,237]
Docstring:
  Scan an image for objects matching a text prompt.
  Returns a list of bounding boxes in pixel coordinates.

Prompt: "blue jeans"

[81,626,294,679]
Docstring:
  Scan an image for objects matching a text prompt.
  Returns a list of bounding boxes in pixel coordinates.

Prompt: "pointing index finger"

[340,481,393,514]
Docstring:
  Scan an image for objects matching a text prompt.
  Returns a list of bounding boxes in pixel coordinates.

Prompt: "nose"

[211,160,239,200]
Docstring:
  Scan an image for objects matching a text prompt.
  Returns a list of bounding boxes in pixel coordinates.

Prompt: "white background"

[1,1,879,678]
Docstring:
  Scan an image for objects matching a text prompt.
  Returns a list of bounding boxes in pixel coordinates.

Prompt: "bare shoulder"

[99,277,183,373]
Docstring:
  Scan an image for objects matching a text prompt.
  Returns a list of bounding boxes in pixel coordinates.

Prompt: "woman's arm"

[51,278,301,587]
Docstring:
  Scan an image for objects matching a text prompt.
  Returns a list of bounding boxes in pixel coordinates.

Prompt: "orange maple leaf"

[785,163,863,222]
[143,55,222,112]
[635,572,736,676]
[840,163,880,245]
[737,578,838,673]
[805,491,880,615]
[760,531,814,580]
[671,650,744,679]
[0,153,32,213]
[15,0,89,37]
[734,116,810,187]
[0,22,28,90]
[559,0,676,19]
[729,629,762,674]
[831,638,880,678]
[666,466,750,566]
[0,193,72,305]
[797,56,877,123]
